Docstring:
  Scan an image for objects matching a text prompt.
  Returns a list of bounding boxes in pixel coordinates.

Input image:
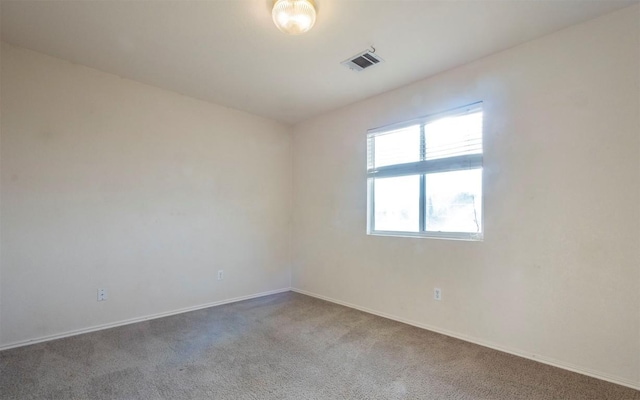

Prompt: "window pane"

[371,125,420,169]
[425,112,482,160]
[425,169,482,233]
[374,175,420,232]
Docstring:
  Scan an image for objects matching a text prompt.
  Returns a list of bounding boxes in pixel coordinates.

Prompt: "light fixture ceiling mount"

[272,0,317,35]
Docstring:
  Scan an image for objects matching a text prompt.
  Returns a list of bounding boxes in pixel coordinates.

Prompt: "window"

[367,103,483,240]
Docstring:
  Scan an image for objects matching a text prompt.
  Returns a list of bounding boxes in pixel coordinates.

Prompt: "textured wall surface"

[292,6,640,387]
[0,43,292,346]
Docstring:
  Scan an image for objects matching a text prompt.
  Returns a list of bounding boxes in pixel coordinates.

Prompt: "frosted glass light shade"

[272,0,316,35]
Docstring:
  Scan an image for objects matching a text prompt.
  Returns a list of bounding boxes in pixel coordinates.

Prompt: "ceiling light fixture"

[272,0,316,35]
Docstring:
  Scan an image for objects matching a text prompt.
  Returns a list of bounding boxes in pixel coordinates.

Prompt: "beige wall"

[292,6,640,387]
[0,43,292,346]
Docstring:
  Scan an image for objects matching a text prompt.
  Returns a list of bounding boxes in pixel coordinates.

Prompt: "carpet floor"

[1,291,638,400]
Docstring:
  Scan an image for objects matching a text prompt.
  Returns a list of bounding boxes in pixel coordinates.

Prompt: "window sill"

[367,230,483,241]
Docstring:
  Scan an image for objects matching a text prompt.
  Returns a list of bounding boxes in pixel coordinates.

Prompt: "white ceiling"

[1,0,636,124]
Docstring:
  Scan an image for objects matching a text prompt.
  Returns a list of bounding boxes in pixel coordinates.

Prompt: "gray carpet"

[1,292,638,400]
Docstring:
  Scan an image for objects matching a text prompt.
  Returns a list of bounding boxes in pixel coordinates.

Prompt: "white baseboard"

[291,287,640,391]
[0,287,291,352]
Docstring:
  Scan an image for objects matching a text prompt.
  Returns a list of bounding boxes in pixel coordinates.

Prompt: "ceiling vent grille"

[341,49,384,72]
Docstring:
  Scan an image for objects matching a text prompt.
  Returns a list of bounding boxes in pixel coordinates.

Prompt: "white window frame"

[366,102,484,241]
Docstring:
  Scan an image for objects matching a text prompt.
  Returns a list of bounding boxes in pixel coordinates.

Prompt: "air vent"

[341,49,384,72]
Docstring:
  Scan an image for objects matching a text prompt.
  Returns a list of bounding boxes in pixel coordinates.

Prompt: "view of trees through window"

[424,168,482,233]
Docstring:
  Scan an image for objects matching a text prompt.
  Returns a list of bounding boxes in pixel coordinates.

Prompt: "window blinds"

[367,103,483,177]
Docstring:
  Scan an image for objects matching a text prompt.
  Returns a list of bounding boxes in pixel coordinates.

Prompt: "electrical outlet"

[97,288,108,302]
[217,270,224,281]
[434,288,442,301]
